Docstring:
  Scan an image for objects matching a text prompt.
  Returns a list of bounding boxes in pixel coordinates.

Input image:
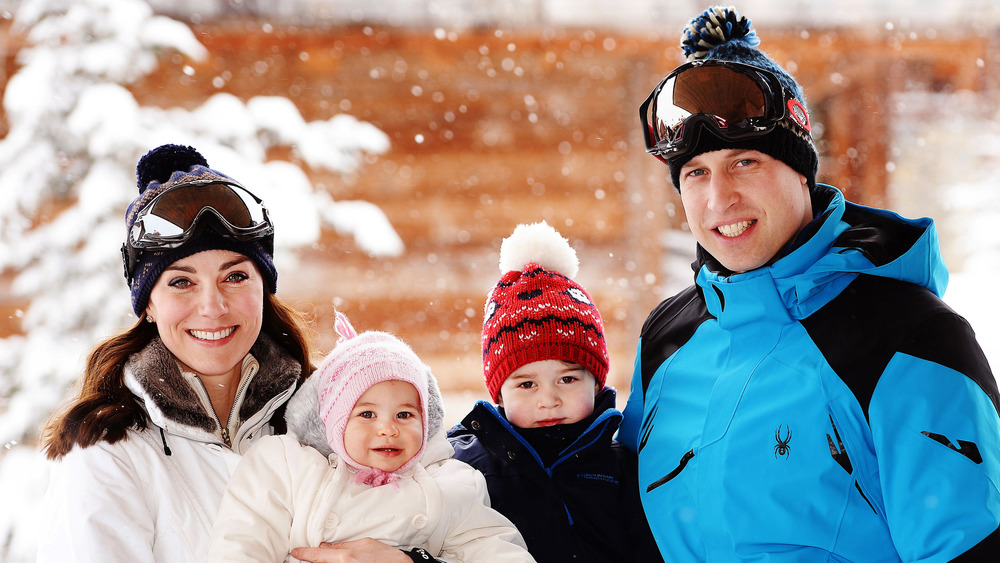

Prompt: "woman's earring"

[146,315,154,323]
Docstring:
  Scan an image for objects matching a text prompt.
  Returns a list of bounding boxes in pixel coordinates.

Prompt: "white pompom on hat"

[498,221,580,279]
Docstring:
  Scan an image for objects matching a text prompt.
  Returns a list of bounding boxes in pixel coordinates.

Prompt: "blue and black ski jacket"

[620,184,1000,562]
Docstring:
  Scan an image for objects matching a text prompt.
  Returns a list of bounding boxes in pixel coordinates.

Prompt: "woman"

[38,144,451,563]
[36,144,315,561]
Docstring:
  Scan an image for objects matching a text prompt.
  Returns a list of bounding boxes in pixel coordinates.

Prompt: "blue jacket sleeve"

[619,339,645,453]
[868,334,1000,560]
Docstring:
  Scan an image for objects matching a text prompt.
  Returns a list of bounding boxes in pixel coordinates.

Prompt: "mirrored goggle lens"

[652,65,772,146]
[131,182,269,244]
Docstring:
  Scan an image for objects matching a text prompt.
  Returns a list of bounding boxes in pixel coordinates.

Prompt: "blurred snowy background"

[0,0,998,560]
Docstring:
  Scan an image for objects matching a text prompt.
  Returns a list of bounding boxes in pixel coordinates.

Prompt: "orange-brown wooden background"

[0,20,993,393]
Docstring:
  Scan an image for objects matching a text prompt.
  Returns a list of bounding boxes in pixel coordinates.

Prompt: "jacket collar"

[124,333,301,442]
[460,387,623,471]
[695,184,948,325]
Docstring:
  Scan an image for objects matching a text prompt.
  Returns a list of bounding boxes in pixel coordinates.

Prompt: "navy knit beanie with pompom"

[124,144,277,317]
[666,6,819,191]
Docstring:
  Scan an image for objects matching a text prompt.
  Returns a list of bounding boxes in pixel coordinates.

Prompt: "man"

[620,6,1000,561]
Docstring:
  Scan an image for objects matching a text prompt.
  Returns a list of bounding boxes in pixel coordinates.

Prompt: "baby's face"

[497,360,599,428]
[344,380,423,473]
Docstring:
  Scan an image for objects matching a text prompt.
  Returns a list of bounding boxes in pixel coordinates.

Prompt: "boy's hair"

[316,312,432,484]
[481,221,609,403]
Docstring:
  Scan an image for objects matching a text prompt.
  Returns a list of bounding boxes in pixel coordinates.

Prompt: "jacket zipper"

[193,377,235,448]
[828,412,880,516]
[647,449,695,492]
[221,363,257,449]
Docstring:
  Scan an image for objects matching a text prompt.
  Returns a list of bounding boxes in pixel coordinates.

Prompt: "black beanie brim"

[667,121,818,192]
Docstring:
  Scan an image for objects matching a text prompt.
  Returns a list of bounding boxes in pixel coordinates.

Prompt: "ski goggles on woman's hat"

[121,179,273,282]
[640,60,811,164]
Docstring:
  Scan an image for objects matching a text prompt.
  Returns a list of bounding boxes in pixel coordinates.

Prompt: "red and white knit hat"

[317,312,430,485]
[482,221,609,403]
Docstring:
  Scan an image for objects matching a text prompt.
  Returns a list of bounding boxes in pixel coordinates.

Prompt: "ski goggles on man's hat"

[640,60,812,164]
[121,179,273,283]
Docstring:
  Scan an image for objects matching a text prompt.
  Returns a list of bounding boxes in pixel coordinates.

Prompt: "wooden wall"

[0,20,993,393]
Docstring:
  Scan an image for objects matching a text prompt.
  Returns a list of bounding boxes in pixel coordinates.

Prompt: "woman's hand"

[290,538,411,563]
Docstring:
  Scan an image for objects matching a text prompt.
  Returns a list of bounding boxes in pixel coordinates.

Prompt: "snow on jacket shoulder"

[36,335,301,563]
[620,185,1000,562]
[209,433,535,563]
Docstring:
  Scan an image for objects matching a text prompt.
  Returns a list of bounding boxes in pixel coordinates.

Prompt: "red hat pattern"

[482,222,609,402]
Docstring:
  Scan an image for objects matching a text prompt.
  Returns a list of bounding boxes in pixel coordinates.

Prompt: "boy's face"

[497,360,599,428]
[344,380,423,473]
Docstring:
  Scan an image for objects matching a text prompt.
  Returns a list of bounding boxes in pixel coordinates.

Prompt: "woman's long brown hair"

[40,292,315,459]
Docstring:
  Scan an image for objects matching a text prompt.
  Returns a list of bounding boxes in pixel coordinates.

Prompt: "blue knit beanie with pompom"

[666,6,819,191]
[124,144,277,317]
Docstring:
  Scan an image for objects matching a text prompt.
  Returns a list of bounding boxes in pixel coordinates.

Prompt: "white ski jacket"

[208,423,534,562]
[36,336,301,562]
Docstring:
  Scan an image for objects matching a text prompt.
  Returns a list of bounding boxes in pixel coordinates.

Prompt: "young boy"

[209,312,534,563]
[447,222,662,562]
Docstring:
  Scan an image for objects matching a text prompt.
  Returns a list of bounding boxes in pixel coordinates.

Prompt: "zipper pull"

[221,427,232,448]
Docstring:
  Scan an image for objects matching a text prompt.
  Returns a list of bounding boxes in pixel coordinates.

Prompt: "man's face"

[678,149,812,273]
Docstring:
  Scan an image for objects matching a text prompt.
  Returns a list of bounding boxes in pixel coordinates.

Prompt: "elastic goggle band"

[639,60,811,164]
[121,179,273,282]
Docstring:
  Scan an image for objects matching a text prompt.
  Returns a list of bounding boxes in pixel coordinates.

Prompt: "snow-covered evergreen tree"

[0,0,399,448]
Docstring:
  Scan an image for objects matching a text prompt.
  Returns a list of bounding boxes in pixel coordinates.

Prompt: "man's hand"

[290,538,411,563]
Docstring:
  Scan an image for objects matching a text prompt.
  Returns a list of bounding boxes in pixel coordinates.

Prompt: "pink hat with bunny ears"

[316,312,430,485]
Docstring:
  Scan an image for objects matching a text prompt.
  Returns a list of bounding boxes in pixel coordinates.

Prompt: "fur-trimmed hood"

[124,333,301,443]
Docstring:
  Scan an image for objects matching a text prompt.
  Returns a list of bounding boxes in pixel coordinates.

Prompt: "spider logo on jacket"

[774,424,792,459]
